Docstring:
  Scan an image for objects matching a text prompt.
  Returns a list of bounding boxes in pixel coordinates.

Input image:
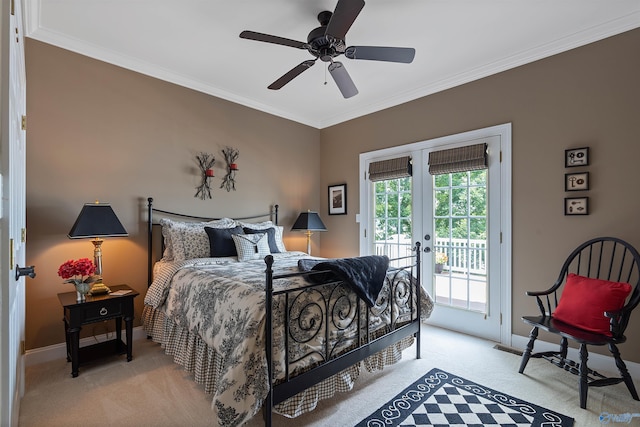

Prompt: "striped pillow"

[237,221,287,252]
[231,233,271,261]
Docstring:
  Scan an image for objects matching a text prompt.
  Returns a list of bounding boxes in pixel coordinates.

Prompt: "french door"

[360,124,511,344]
[421,136,502,342]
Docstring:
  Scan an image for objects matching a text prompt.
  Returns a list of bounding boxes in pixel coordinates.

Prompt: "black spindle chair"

[519,237,640,409]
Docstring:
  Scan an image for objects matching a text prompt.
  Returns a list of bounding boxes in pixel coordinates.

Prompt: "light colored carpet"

[19,325,635,427]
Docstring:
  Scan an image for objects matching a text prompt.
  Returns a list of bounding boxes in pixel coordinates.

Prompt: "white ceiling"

[25,1,640,129]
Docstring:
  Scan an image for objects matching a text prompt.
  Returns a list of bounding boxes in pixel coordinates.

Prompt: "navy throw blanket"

[297,255,390,307]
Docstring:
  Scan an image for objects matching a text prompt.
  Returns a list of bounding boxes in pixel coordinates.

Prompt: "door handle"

[423,234,432,252]
[423,234,431,254]
[15,265,36,281]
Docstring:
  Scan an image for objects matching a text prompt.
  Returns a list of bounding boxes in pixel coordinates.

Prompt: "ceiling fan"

[239,0,415,98]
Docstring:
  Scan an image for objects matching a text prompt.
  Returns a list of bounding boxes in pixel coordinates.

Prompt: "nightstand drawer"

[82,300,123,322]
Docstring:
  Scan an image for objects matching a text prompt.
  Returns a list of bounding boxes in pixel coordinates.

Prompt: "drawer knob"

[99,307,108,316]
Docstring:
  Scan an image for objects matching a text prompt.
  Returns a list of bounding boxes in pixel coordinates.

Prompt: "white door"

[1,0,28,425]
[359,124,512,344]
[421,136,503,342]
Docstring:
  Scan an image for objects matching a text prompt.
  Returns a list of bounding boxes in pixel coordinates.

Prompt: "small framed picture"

[565,197,589,215]
[565,172,589,191]
[565,147,589,167]
[328,184,347,215]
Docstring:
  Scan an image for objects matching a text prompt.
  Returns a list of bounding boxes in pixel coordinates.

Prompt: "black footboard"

[263,243,422,426]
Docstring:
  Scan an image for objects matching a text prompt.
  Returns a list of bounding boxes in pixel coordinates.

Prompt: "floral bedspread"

[143,252,433,426]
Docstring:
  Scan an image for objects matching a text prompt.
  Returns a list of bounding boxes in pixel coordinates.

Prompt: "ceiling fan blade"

[345,46,415,63]
[328,61,358,98]
[268,60,316,90]
[240,30,306,49]
[325,0,365,40]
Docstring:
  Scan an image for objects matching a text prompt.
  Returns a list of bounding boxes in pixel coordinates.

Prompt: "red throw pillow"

[553,273,632,336]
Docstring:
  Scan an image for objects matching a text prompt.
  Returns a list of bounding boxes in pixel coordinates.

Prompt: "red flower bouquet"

[58,258,97,287]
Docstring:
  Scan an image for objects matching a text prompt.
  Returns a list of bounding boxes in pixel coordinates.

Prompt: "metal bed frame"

[145,197,422,426]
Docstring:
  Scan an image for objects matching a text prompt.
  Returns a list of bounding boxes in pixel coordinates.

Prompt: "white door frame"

[359,123,512,344]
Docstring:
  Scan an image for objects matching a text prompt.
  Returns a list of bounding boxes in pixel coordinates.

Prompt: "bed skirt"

[141,304,415,419]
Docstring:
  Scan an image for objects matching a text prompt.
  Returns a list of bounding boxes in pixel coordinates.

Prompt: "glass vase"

[75,282,91,302]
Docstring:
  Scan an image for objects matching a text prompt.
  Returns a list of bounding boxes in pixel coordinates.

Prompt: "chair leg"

[609,343,640,401]
[519,326,538,374]
[578,344,588,409]
[559,337,568,359]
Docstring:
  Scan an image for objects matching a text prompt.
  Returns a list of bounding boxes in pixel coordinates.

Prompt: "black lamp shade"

[68,203,128,238]
[291,211,327,232]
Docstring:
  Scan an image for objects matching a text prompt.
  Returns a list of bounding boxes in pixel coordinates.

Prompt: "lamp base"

[89,283,111,295]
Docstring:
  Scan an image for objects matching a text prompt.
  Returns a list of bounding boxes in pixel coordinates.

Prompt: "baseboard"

[25,326,148,367]
[511,334,640,380]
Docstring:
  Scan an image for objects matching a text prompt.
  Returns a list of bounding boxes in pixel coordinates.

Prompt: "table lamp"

[68,202,128,294]
[291,210,327,255]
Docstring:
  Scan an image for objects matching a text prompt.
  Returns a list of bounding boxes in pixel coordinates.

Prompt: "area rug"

[356,369,574,427]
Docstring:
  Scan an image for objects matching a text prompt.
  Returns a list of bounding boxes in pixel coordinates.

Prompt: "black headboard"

[146,197,279,286]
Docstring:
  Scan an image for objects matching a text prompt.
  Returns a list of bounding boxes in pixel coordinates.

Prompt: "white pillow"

[160,217,236,261]
[231,233,271,261]
[159,218,176,261]
[237,220,286,252]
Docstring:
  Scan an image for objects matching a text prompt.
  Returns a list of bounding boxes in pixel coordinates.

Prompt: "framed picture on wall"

[565,197,589,215]
[565,172,589,191]
[565,147,589,167]
[328,184,347,215]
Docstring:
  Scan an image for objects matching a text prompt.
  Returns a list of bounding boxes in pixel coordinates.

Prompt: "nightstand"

[57,284,139,377]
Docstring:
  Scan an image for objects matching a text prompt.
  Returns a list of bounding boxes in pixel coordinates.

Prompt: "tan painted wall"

[25,40,320,349]
[319,28,640,363]
[25,27,640,367]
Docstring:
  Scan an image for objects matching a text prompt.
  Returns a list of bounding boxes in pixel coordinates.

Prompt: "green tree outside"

[374,170,487,244]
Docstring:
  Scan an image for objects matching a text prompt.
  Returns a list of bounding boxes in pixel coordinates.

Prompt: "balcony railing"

[375,235,487,275]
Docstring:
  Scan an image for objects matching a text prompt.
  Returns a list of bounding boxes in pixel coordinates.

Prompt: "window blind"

[428,143,487,175]
[368,156,412,182]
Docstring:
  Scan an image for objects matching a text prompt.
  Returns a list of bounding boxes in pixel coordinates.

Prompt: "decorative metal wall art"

[194,152,215,200]
[220,147,239,192]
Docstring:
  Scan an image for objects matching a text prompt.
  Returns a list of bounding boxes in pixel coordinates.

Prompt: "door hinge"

[21,115,27,130]
[11,0,15,15]
[21,340,26,355]
[21,228,26,243]
[10,238,14,269]
[499,150,502,163]
[500,232,502,244]
[364,229,367,238]
[500,313,503,325]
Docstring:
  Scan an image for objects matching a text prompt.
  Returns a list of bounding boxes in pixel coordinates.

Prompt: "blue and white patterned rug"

[356,369,574,427]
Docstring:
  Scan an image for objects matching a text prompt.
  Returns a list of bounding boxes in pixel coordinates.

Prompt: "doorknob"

[15,265,36,281]
[423,234,432,252]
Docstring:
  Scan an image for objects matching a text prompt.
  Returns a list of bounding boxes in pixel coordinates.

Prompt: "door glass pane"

[433,170,488,313]
[451,188,468,216]
[373,177,412,265]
